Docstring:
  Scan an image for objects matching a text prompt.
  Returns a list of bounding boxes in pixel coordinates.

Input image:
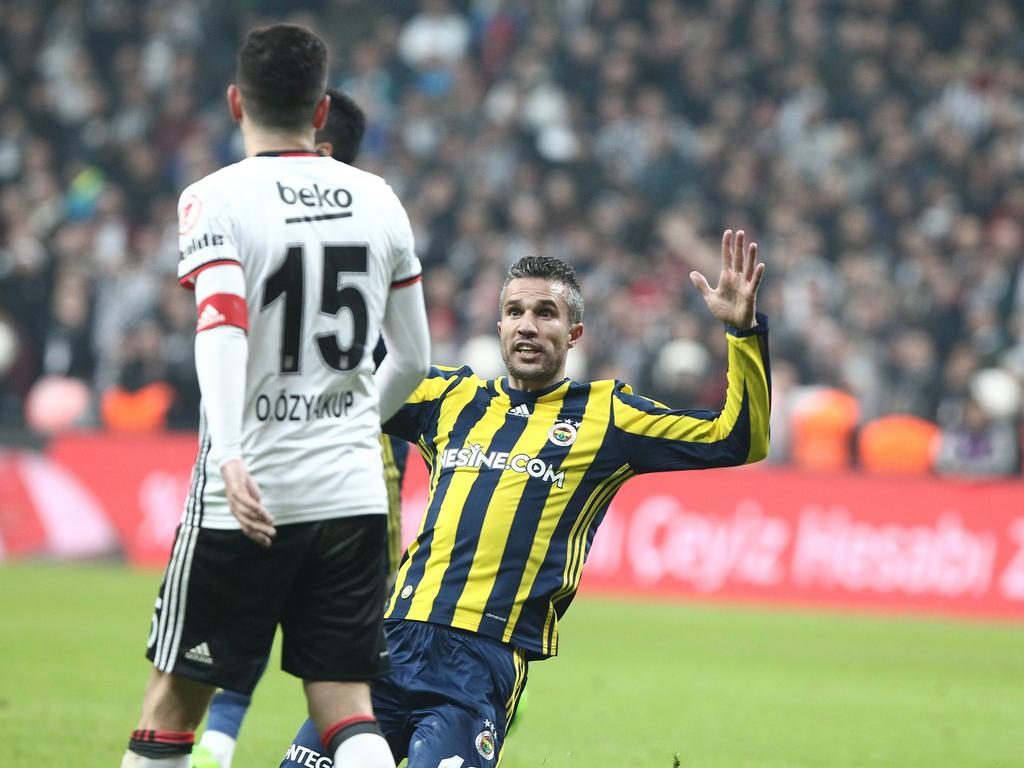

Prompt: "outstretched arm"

[690,229,765,330]
[613,229,770,473]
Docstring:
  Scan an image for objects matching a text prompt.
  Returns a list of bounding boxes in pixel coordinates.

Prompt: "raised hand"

[689,229,765,330]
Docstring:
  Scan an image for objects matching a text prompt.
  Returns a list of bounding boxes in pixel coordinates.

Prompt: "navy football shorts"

[279,620,528,767]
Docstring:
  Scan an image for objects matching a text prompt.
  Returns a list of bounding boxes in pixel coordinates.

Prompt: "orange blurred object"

[100,382,175,433]
[789,388,860,472]
[858,414,940,475]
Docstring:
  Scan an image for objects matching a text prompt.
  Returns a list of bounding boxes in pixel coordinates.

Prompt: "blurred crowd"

[1,0,1022,474]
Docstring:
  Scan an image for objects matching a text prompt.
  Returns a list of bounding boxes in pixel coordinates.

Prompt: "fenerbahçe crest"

[547,421,578,447]
[475,719,497,761]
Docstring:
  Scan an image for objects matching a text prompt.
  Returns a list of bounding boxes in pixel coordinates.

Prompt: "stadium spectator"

[935,368,1022,477]
[0,0,1021,473]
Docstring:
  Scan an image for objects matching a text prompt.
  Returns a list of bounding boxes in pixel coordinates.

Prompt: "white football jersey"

[176,152,421,529]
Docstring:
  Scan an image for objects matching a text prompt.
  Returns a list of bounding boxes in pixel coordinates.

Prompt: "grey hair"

[500,255,584,325]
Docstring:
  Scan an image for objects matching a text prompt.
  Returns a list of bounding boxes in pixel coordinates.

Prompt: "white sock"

[332,732,395,768]
[120,752,189,767]
[198,730,237,768]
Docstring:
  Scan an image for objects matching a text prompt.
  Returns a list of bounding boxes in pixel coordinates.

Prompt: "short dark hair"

[501,255,584,325]
[316,89,366,164]
[236,24,327,132]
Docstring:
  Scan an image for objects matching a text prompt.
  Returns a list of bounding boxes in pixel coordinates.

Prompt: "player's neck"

[506,370,566,393]
[241,124,318,157]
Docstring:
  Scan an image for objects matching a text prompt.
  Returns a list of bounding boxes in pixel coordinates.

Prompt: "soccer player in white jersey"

[119,24,429,768]
[190,88,412,768]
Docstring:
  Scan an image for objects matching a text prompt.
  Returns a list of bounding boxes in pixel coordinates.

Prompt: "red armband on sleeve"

[197,293,249,333]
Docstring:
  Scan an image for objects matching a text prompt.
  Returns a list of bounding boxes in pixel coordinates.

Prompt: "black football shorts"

[145,514,390,694]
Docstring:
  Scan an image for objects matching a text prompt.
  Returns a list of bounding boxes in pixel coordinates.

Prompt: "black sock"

[322,716,383,755]
[127,729,194,759]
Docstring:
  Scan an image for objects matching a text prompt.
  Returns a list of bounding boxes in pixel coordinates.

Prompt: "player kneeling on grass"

[279,231,770,767]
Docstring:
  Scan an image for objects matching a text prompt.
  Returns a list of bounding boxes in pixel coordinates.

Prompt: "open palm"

[690,229,765,330]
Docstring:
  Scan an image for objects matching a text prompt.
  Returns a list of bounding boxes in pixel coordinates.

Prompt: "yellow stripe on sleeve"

[406,366,464,406]
[611,333,769,462]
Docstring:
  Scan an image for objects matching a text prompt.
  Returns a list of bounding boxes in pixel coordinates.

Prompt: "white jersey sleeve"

[383,185,422,287]
[176,182,242,288]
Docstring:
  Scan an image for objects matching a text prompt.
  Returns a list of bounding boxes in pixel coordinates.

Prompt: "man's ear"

[568,322,584,348]
[312,93,330,130]
[227,84,243,122]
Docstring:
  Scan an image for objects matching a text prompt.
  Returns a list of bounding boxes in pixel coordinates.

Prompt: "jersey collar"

[254,149,325,157]
[495,376,571,404]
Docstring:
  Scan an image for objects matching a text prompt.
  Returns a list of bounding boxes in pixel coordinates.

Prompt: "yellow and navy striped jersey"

[384,320,770,660]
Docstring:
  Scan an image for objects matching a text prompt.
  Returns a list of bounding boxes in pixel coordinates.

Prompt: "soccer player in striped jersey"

[190,88,410,768]
[121,25,430,768]
[280,230,770,767]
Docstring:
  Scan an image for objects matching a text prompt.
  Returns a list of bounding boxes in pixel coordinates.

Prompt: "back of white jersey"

[177,154,421,528]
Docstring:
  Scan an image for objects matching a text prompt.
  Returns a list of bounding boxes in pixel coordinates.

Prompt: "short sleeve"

[177,181,242,289]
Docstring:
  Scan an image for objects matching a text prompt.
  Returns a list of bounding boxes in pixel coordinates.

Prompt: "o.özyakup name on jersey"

[254,389,356,423]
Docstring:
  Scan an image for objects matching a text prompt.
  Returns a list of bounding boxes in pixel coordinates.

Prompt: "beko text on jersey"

[276,180,353,209]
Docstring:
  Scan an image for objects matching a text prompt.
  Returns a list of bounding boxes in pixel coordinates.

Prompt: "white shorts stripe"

[155,428,209,670]
[162,523,200,669]
[154,522,193,670]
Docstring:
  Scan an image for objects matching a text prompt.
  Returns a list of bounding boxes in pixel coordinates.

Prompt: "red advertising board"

[2,433,1022,620]
[46,432,197,565]
[581,466,1024,619]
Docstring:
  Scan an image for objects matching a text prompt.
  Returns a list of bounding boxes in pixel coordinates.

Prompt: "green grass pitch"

[1,562,1022,767]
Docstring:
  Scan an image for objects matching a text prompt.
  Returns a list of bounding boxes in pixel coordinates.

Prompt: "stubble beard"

[503,347,562,385]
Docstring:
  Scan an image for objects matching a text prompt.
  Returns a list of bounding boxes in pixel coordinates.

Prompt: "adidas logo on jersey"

[196,303,226,332]
[507,404,531,418]
[185,642,214,665]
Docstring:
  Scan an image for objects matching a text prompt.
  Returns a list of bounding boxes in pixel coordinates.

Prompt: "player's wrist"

[217,450,244,471]
[725,312,768,337]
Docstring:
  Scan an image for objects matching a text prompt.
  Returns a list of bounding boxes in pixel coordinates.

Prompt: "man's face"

[498,277,583,388]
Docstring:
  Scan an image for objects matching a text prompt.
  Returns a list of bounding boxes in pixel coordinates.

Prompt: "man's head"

[230,24,329,134]
[315,89,367,164]
[498,256,584,390]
